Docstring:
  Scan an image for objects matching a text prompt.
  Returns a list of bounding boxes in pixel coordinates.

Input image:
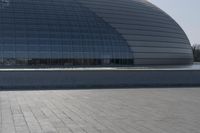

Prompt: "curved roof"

[78,0,193,65]
[0,0,193,66]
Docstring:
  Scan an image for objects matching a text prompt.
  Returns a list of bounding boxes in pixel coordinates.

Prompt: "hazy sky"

[149,0,200,45]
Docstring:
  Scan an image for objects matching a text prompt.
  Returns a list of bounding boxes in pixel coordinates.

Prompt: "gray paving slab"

[0,88,200,133]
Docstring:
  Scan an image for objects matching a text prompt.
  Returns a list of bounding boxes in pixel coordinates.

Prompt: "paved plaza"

[0,88,200,133]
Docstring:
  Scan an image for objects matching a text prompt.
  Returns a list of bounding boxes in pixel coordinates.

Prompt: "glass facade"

[0,0,193,67]
[0,0,134,67]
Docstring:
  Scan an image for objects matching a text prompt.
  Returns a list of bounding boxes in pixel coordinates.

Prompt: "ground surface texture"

[0,88,200,133]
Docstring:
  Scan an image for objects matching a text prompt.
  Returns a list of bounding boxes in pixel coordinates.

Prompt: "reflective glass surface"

[0,0,134,67]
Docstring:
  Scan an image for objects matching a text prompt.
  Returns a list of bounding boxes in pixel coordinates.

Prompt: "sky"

[148,0,200,45]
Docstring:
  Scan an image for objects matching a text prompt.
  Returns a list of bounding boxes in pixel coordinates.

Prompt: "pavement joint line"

[0,88,200,133]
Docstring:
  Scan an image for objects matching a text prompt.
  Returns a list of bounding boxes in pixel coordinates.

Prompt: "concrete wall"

[0,70,200,89]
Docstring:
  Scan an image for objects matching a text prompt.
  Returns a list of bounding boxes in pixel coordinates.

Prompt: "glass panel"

[0,0,134,67]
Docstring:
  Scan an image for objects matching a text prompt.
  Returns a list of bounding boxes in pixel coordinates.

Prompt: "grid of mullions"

[0,0,134,66]
[78,0,193,65]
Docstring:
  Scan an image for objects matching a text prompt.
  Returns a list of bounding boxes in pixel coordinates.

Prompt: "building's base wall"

[0,70,199,89]
[134,58,193,65]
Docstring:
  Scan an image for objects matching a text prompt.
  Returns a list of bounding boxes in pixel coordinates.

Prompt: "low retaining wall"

[0,69,200,89]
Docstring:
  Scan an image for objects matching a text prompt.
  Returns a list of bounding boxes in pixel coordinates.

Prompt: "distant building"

[0,0,193,67]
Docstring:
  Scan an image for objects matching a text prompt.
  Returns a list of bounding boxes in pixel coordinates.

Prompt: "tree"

[192,44,200,62]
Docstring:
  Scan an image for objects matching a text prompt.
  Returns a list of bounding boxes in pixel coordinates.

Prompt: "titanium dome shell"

[0,0,193,66]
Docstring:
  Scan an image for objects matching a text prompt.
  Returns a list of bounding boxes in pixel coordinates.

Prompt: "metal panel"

[0,0,193,66]
[78,0,193,65]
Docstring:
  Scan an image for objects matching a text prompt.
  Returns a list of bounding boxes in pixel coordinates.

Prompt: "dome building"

[0,0,193,67]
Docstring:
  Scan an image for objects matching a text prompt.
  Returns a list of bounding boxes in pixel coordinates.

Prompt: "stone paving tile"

[1,88,200,133]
